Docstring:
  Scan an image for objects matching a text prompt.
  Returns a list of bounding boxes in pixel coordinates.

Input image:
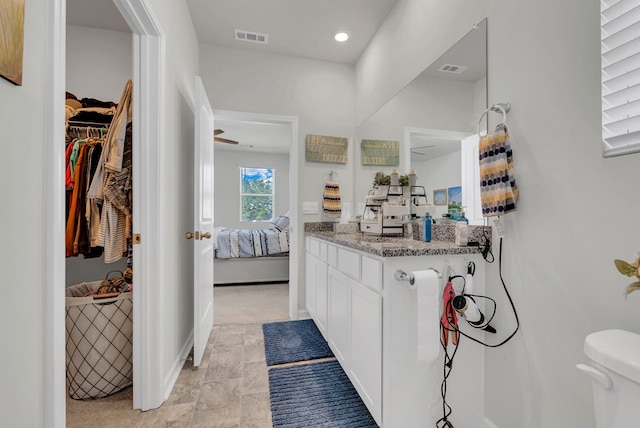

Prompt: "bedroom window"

[240,167,274,222]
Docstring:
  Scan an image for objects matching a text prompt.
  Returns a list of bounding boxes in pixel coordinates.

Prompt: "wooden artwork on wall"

[305,134,348,164]
[360,139,400,166]
[0,0,25,86]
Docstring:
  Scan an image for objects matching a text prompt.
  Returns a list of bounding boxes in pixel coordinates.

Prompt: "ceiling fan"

[214,129,239,145]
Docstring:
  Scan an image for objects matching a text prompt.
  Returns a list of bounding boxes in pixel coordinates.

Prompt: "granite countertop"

[305,230,485,258]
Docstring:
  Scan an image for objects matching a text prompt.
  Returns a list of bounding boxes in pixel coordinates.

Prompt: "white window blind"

[602,0,640,157]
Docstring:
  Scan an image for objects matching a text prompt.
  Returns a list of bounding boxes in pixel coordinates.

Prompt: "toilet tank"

[582,329,640,428]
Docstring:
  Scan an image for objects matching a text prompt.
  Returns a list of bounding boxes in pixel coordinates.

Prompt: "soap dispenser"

[423,214,432,242]
[458,210,469,224]
[455,217,469,246]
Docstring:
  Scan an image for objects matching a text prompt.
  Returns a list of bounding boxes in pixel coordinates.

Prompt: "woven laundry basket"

[65,281,133,399]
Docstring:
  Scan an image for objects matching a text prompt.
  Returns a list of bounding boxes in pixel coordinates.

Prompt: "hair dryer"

[452,295,496,333]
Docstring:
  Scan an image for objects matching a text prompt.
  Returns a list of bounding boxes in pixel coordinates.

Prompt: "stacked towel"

[322,181,342,218]
[479,123,518,217]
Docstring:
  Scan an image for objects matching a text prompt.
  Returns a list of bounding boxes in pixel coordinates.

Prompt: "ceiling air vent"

[235,29,268,44]
[438,64,468,74]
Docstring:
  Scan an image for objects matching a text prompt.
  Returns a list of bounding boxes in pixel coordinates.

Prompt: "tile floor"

[66,282,290,428]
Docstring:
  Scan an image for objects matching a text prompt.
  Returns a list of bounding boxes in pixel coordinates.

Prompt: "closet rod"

[67,121,110,128]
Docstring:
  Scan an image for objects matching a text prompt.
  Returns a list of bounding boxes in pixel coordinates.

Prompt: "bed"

[213,215,290,285]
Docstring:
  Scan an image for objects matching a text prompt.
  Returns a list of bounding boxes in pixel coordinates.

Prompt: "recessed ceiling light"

[334,32,349,42]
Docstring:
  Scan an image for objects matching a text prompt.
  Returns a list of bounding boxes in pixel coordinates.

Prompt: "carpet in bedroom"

[214,282,289,324]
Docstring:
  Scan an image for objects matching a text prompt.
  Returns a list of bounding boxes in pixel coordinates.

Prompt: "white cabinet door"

[305,252,317,319]
[328,266,350,365]
[349,278,382,425]
[306,249,329,336]
[315,258,328,336]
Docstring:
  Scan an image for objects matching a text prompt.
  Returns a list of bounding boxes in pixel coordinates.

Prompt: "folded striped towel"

[323,181,342,218]
[479,123,518,217]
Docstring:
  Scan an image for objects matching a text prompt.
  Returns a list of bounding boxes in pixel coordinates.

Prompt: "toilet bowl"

[577,329,640,428]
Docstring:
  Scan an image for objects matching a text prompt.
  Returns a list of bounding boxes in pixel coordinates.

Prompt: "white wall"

[357,1,640,427]
[199,44,355,309]
[0,0,50,425]
[66,25,132,103]
[214,150,290,229]
[146,0,201,394]
[0,1,201,424]
[64,25,131,286]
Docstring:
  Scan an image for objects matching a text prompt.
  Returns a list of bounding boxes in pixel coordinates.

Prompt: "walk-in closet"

[65,3,136,424]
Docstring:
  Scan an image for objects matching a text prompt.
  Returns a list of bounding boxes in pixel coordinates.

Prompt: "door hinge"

[133,233,142,245]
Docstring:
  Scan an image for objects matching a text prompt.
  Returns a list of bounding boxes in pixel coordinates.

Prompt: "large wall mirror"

[354,19,487,224]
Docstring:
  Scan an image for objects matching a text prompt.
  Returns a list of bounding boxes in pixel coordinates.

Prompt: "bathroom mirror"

[354,19,487,223]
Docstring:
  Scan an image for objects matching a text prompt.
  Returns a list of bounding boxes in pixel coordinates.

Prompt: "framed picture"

[447,186,462,210]
[433,188,447,206]
[305,134,348,164]
[0,0,25,86]
[360,139,400,166]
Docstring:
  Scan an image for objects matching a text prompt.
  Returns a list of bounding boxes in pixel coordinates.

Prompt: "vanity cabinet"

[305,232,487,428]
[306,236,383,424]
[348,276,382,416]
[327,266,350,364]
[305,239,328,335]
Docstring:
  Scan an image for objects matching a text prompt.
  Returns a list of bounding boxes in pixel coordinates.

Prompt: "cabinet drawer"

[327,244,338,267]
[319,241,328,262]
[308,237,320,258]
[337,248,360,280]
[361,256,382,292]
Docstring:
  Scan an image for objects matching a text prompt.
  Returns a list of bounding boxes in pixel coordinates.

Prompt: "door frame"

[45,0,165,425]
[213,109,299,319]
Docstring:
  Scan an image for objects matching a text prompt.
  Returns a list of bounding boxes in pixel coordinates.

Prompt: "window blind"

[602,0,640,156]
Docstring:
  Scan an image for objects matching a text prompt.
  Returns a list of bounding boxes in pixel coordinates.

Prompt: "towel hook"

[477,102,511,135]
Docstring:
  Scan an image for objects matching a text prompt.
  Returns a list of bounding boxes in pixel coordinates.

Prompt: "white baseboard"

[484,417,499,428]
[298,309,310,319]
[163,330,194,401]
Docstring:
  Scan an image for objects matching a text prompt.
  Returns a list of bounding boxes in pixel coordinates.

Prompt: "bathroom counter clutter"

[305,230,485,257]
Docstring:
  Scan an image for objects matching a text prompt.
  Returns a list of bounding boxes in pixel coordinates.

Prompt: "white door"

[461,134,483,225]
[193,76,215,367]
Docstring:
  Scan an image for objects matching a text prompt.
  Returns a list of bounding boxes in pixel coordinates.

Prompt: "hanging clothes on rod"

[477,103,518,217]
[65,80,133,263]
[88,80,133,263]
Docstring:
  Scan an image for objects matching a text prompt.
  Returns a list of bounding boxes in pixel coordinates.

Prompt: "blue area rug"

[262,319,334,366]
[269,360,378,428]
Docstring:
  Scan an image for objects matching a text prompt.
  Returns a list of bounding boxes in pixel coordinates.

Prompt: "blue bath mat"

[262,319,333,366]
[269,360,378,427]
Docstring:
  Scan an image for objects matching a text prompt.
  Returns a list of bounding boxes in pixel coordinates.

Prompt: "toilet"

[576,329,640,428]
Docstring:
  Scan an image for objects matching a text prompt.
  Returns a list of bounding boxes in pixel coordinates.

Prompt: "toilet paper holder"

[395,268,443,285]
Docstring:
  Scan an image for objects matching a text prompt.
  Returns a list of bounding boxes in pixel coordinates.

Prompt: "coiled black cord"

[436,237,520,427]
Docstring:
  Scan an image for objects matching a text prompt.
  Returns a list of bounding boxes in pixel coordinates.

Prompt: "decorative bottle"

[423,214,432,242]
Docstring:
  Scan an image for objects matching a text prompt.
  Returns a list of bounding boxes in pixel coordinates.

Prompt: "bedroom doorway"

[211,110,299,322]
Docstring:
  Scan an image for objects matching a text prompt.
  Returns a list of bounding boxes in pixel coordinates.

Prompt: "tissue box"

[334,223,359,234]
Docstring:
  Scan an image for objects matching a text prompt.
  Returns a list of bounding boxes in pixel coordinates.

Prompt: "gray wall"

[214,150,290,229]
[357,1,640,427]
